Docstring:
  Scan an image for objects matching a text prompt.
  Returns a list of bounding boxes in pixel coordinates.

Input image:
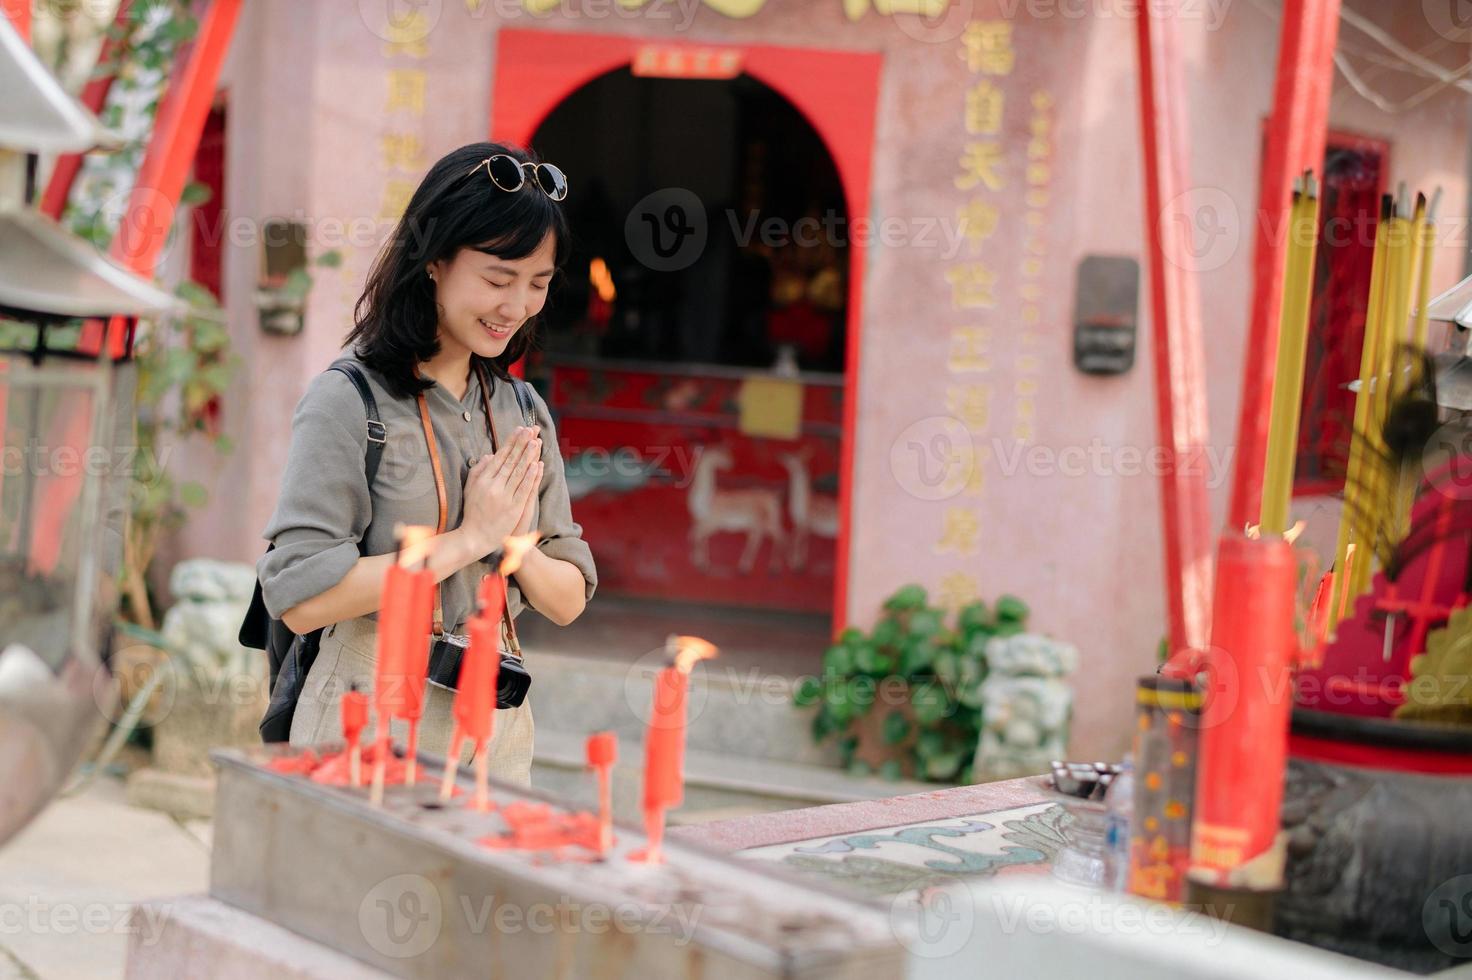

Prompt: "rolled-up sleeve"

[257,373,372,619]
[525,388,597,608]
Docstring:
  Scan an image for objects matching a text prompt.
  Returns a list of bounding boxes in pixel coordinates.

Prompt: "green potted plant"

[793,584,1031,783]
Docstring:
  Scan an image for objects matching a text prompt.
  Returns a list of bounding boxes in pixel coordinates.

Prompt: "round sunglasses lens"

[486,155,526,193]
[535,164,568,201]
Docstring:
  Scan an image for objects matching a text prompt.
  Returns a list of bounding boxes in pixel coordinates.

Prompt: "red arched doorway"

[491,29,880,629]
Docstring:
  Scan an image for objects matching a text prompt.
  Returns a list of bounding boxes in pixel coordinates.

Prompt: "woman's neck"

[419,341,473,401]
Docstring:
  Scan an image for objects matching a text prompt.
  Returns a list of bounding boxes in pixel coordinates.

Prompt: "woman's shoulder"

[293,352,384,431]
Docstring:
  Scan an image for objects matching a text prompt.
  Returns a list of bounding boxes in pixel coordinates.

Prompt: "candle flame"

[395,524,436,567]
[668,635,718,673]
[500,532,540,575]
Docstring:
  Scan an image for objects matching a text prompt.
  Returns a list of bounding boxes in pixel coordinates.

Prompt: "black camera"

[427,633,531,708]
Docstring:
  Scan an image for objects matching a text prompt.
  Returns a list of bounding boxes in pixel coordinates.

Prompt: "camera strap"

[411,385,449,638]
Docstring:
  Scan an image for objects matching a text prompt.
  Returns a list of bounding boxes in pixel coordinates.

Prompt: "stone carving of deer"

[687,445,783,573]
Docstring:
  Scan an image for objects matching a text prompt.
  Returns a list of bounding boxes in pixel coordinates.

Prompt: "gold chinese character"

[946,382,993,430]
[1024,211,1046,228]
[1016,399,1036,420]
[1031,89,1056,110]
[1025,235,1048,257]
[965,80,1004,136]
[948,326,993,372]
[964,458,987,496]
[1028,137,1050,161]
[1015,377,1040,396]
[379,179,417,219]
[958,198,1000,246]
[938,571,980,612]
[1020,282,1043,300]
[1026,162,1050,187]
[381,132,425,172]
[386,69,427,114]
[946,262,996,310]
[936,507,981,555]
[1013,420,1035,441]
[843,0,948,18]
[1021,306,1041,324]
[1025,188,1049,209]
[1016,354,1042,373]
[1022,257,1044,278]
[960,21,1015,75]
[381,11,431,57]
[955,141,1005,192]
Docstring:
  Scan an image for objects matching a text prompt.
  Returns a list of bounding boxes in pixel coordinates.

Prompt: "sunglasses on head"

[466,154,568,202]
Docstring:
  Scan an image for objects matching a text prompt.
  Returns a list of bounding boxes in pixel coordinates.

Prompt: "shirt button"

[462,410,472,422]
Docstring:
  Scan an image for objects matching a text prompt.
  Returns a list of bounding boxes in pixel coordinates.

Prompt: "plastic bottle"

[1104,755,1134,892]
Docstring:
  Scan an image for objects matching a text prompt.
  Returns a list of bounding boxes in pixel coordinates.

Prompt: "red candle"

[372,525,435,801]
[455,612,502,745]
[403,564,434,722]
[374,562,417,717]
[1190,534,1297,889]
[342,687,368,787]
[587,731,617,854]
[637,636,716,863]
[644,667,688,813]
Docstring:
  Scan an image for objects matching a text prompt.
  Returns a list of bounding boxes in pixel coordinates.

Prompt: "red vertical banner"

[1134,3,1214,658]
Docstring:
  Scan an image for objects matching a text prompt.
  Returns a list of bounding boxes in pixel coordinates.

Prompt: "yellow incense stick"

[1356,200,1418,597]
[1411,195,1436,351]
[1261,174,1320,536]
[1331,196,1390,625]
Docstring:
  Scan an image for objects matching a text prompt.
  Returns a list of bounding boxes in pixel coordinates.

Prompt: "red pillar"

[1134,3,1215,657]
[1226,0,1342,531]
[40,0,135,220]
[30,0,243,576]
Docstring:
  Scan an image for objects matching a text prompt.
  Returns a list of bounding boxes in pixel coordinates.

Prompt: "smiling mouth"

[479,318,515,339]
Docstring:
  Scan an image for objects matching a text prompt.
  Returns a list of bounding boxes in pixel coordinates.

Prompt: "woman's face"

[427,233,556,359]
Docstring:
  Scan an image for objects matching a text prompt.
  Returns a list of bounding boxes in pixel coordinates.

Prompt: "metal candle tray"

[209,746,905,979]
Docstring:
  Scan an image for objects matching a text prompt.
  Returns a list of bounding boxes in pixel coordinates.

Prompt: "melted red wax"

[477,801,604,856]
[265,744,440,790]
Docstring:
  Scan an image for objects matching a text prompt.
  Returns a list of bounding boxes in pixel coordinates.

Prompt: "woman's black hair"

[347,141,571,398]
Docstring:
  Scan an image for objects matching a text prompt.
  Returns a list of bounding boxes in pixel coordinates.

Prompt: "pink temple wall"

[167,0,1471,761]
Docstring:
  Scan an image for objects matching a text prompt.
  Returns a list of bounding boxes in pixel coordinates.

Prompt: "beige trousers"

[287,616,534,787]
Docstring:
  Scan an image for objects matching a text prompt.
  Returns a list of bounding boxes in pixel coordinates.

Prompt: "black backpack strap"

[239,359,385,655]
[327,358,386,487]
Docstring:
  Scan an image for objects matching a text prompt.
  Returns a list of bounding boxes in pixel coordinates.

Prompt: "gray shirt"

[257,352,596,633]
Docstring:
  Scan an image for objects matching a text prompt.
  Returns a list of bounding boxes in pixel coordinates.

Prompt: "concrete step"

[526,650,842,769]
[531,728,935,825]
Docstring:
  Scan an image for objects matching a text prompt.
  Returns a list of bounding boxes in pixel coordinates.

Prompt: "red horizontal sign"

[632,45,743,79]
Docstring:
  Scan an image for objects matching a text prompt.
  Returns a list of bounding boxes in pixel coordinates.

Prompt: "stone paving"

[0,776,209,979]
